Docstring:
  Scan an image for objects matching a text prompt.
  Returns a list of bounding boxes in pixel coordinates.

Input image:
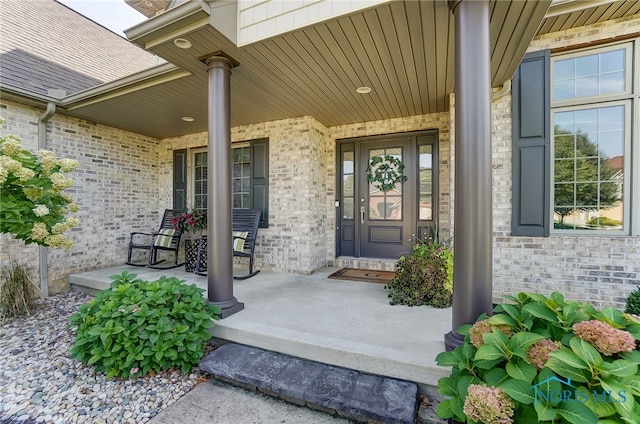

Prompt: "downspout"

[37,102,56,297]
[491,80,511,101]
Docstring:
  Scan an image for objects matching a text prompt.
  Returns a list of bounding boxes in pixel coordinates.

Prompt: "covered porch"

[69,265,451,394]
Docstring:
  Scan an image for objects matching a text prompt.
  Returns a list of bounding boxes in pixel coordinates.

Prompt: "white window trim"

[550,40,637,236]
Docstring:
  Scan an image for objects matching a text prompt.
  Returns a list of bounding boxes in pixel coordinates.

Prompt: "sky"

[58,0,147,37]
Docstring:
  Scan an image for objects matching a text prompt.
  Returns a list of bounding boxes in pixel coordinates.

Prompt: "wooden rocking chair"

[126,209,184,269]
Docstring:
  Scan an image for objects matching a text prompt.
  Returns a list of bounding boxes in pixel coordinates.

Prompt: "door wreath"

[366,155,407,192]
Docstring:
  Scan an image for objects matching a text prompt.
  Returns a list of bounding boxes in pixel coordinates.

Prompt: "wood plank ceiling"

[59,0,636,140]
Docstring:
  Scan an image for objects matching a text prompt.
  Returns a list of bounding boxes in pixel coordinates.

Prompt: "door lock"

[360,206,365,224]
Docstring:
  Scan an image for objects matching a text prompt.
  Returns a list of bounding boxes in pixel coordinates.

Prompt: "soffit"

[538,0,640,34]
[62,0,551,139]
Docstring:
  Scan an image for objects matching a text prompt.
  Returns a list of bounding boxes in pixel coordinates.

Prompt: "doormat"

[328,267,396,284]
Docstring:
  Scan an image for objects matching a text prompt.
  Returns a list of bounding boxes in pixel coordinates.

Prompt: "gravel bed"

[0,292,208,424]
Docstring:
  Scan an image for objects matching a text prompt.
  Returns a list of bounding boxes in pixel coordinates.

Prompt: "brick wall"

[1,100,161,294]
[160,116,331,274]
[159,112,452,274]
[490,16,640,309]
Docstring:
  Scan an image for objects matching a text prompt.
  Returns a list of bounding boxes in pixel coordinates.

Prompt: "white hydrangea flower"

[33,204,50,217]
[31,223,49,241]
[50,173,74,191]
[58,158,79,172]
[15,167,35,182]
[1,135,23,156]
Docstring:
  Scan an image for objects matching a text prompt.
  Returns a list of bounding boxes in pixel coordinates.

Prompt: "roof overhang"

[13,0,637,139]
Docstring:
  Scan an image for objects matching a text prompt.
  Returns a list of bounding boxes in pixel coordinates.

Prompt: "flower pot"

[184,237,206,273]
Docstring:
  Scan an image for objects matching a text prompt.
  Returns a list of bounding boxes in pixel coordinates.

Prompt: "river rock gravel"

[0,292,208,424]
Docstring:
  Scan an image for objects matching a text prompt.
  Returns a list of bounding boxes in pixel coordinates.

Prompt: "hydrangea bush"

[436,291,640,424]
[68,271,220,378]
[385,234,453,308]
[0,116,79,248]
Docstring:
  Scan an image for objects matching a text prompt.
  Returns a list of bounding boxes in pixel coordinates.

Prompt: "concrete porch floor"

[68,265,451,394]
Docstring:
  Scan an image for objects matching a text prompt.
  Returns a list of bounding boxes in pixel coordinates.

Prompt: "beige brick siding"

[1,100,161,294]
[491,16,640,309]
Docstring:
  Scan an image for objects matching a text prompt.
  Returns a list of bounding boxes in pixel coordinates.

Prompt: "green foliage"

[68,271,220,378]
[625,287,640,315]
[385,235,453,308]
[553,126,619,224]
[0,116,79,248]
[0,260,41,321]
[436,292,640,424]
[587,217,622,227]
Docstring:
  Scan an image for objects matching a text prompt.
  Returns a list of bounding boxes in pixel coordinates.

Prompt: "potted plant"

[385,233,453,308]
[172,207,207,273]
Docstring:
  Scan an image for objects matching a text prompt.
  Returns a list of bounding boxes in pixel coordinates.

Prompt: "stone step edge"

[198,342,418,424]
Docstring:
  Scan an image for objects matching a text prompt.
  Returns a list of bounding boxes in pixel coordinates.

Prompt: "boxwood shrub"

[68,271,220,378]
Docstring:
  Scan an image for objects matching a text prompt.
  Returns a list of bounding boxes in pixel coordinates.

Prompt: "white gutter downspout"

[37,102,56,297]
[491,80,511,101]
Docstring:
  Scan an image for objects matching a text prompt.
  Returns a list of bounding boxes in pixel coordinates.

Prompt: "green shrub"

[385,235,453,308]
[587,217,623,227]
[68,271,220,378]
[625,287,640,315]
[436,292,640,424]
[0,260,41,322]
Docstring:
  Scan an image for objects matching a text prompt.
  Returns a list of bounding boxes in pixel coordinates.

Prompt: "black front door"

[337,131,438,260]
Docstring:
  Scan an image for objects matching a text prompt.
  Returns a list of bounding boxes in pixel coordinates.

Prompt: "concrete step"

[199,343,418,424]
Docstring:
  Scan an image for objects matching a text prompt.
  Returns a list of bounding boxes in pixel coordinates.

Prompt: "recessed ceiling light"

[182,116,194,122]
[356,86,372,94]
[173,38,192,49]
[144,0,153,6]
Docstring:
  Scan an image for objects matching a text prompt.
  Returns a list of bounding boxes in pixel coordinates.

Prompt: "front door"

[337,131,438,259]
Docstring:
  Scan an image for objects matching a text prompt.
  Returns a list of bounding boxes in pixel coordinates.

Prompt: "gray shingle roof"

[0,0,160,96]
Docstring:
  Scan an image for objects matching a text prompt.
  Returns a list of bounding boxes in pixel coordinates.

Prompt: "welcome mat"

[328,267,396,284]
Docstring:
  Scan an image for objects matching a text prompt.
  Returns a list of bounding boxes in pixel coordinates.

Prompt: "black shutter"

[173,149,187,211]
[251,138,269,228]
[512,50,550,236]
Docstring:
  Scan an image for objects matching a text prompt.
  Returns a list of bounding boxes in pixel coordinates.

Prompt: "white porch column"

[205,54,244,318]
[445,0,493,350]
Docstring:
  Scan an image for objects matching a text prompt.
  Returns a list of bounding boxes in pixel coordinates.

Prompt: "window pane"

[554,58,574,80]
[554,135,574,159]
[554,79,574,100]
[419,195,432,220]
[575,76,598,98]
[553,48,626,101]
[343,151,354,174]
[343,175,353,196]
[600,49,624,73]
[233,194,242,208]
[553,105,625,231]
[600,71,624,93]
[575,55,598,77]
[342,198,354,220]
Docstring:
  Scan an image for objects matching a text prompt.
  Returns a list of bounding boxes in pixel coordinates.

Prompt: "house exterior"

[1,0,638,312]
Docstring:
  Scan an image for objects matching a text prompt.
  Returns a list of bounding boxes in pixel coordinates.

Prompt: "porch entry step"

[199,343,418,424]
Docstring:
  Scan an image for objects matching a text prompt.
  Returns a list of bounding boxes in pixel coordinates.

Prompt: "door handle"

[360,206,365,224]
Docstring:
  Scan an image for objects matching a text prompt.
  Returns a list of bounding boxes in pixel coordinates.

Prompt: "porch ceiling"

[54,0,621,140]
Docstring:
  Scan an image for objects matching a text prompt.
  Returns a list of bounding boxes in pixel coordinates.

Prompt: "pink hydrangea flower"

[526,339,561,369]
[469,320,513,348]
[573,320,636,356]
[463,384,514,424]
